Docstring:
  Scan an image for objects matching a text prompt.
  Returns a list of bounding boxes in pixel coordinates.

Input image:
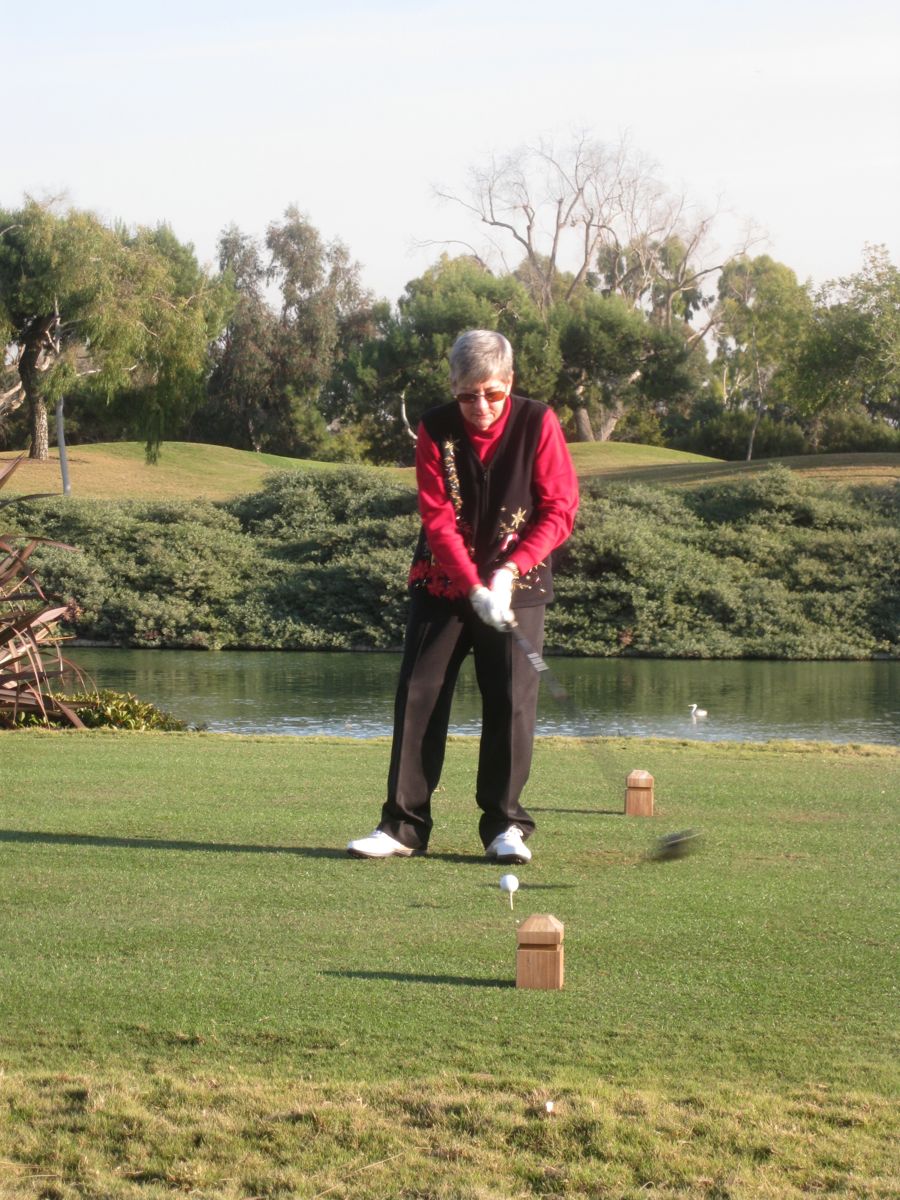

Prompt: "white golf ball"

[499,873,519,894]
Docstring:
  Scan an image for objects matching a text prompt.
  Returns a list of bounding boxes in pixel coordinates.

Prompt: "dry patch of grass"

[1,1071,896,1199]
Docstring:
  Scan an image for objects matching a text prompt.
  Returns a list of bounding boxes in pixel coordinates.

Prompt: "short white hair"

[449,330,514,391]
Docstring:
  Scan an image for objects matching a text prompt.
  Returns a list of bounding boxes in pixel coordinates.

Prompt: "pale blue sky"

[5,0,898,301]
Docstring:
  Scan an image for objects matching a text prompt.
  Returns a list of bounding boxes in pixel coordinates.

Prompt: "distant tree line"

[2,134,898,466]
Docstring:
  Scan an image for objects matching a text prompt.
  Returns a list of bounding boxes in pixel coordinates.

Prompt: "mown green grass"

[6,441,899,507]
[3,440,717,502]
[0,443,375,503]
[569,446,900,487]
[1,733,897,1197]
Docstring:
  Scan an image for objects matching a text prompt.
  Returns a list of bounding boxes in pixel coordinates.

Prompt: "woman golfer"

[348,330,578,863]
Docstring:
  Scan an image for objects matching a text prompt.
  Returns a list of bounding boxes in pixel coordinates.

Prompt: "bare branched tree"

[435,133,657,318]
[434,132,761,342]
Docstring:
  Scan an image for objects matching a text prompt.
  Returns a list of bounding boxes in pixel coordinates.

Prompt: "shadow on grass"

[324,970,514,988]
[0,832,568,865]
[0,829,347,858]
[529,807,623,816]
[422,851,495,864]
[349,851,523,866]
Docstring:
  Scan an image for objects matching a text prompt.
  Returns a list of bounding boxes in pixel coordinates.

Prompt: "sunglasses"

[455,388,508,405]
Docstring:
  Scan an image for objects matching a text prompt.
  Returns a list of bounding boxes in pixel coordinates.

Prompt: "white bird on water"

[689,703,708,719]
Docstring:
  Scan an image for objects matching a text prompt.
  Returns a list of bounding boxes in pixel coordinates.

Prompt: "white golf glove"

[470,585,512,632]
[489,565,516,615]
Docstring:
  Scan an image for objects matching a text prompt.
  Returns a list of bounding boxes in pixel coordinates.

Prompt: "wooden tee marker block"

[516,914,564,990]
[625,769,654,816]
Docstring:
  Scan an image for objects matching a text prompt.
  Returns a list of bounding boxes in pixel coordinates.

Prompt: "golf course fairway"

[2,732,896,1198]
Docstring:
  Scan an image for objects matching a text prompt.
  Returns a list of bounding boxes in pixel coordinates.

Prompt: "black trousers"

[379,594,545,851]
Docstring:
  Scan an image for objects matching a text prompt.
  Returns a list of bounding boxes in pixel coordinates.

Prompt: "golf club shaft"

[505,617,569,703]
[504,615,623,806]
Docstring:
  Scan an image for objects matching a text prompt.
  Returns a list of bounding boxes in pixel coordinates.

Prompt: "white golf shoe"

[347,829,417,859]
[485,826,532,864]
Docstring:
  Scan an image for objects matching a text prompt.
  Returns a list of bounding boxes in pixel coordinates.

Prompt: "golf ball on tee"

[499,873,519,894]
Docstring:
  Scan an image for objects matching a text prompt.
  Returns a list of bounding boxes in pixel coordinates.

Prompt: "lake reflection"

[62,649,900,745]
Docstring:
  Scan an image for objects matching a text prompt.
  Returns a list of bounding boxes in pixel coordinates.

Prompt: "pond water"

[62,649,900,745]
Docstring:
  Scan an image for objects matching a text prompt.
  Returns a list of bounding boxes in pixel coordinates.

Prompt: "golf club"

[504,614,623,804]
[650,829,700,861]
[504,616,570,704]
[506,616,701,850]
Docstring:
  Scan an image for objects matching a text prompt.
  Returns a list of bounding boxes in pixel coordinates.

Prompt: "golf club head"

[650,829,700,862]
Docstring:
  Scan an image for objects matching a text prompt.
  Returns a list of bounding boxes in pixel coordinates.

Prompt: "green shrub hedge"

[17,465,899,659]
[549,469,898,657]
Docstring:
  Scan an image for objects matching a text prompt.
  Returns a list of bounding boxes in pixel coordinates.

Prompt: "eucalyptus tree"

[0,199,225,465]
[201,208,374,457]
[266,206,373,432]
[714,255,813,460]
[201,226,278,451]
[793,245,900,428]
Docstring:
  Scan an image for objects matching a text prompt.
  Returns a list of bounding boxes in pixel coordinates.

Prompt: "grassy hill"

[4,440,715,501]
[7,440,897,503]
[1,442,345,503]
[570,445,900,488]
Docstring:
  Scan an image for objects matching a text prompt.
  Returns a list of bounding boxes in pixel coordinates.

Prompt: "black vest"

[409,394,553,607]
